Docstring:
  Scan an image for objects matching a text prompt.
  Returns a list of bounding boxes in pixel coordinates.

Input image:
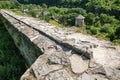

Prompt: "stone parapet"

[0,10,120,80]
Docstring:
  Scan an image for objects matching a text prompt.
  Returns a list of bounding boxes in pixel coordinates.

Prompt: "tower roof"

[76,14,85,19]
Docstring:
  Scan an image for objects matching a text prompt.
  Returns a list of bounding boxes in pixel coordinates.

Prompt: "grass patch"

[49,20,60,27]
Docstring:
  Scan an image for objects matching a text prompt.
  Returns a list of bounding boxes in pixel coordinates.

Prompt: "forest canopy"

[0,0,120,44]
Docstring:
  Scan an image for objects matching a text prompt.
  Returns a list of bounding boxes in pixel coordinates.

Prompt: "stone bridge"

[0,10,120,80]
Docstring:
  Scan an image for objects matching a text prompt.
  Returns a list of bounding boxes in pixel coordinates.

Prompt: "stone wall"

[0,10,120,80]
[0,14,42,65]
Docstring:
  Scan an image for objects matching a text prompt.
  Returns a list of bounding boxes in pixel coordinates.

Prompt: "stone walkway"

[1,10,120,80]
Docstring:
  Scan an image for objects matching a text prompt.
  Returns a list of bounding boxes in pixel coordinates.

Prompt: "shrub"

[85,12,96,25]
[90,26,99,35]
[115,26,120,39]
[29,10,37,17]
[100,24,111,33]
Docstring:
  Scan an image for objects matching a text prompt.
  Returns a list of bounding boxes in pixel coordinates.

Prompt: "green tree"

[115,26,120,39]
[85,12,96,25]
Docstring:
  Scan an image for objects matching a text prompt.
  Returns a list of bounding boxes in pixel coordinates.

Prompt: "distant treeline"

[17,0,120,19]
[0,0,119,44]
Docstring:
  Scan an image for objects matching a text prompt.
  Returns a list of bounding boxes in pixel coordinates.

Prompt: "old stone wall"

[0,10,120,80]
[0,12,42,65]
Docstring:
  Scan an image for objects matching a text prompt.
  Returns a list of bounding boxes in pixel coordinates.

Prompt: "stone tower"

[75,14,85,27]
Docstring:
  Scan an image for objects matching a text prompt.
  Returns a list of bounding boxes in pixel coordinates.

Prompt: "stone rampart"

[0,10,120,80]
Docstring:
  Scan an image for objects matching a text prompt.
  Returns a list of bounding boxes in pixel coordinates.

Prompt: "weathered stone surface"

[77,73,109,80]
[49,51,70,66]
[87,66,120,80]
[20,69,36,80]
[45,69,73,80]
[90,66,106,75]
[104,66,120,80]
[1,10,120,80]
[1,10,96,60]
[32,64,63,79]
[77,73,94,80]
[69,54,88,74]
[73,45,93,59]
[89,59,100,68]
[91,75,108,80]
